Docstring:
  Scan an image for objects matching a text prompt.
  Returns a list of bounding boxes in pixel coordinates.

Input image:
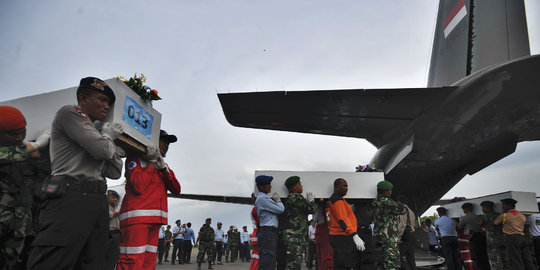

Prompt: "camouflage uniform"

[481,212,506,270]
[197,224,215,264]
[0,145,49,269]
[282,193,316,270]
[228,230,240,262]
[372,196,406,270]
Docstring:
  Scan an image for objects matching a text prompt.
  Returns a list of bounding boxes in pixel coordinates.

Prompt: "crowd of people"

[2,76,540,270]
[416,199,540,270]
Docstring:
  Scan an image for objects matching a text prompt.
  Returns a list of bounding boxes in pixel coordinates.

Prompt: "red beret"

[0,106,27,131]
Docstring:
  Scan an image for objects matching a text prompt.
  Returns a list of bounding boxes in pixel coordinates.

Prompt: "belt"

[65,177,107,194]
[259,226,278,232]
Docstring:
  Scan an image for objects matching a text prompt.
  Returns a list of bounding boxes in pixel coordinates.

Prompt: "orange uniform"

[326,194,357,236]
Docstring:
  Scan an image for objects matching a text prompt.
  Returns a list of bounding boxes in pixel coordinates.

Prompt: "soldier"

[0,106,50,269]
[326,178,366,270]
[164,225,173,262]
[228,226,241,262]
[28,77,125,269]
[282,176,316,270]
[494,198,535,270]
[480,200,505,269]
[196,218,216,270]
[372,180,406,270]
[225,226,233,263]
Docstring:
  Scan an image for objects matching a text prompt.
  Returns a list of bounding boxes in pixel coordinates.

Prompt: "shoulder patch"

[127,160,137,170]
[73,106,88,119]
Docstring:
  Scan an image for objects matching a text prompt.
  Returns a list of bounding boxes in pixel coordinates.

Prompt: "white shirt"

[159,226,165,239]
[215,229,225,241]
[240,231,250,243]
[308,224,316,240]
[527,213,540,236]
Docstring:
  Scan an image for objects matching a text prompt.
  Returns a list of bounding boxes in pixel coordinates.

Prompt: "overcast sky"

[2,0,539,232]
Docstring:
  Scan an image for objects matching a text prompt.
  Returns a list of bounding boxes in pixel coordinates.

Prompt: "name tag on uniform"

[122,96,154,139]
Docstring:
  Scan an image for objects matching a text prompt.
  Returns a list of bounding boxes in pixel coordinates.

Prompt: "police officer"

[372,180,405,270]
[214,222,225,264]
[0,106,50,269]
[28,77,125,269]
[196,218,216,270]
[282,176,316,270]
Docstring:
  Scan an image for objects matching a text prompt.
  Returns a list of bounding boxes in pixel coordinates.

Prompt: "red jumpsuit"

[249,206,260,270]
[117,157,180,270]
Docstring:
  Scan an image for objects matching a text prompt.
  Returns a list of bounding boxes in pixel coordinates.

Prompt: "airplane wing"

[167,193,254,205]
[218,87,456,148]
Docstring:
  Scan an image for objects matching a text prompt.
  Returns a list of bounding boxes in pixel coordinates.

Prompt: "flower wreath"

[118,73,161,103]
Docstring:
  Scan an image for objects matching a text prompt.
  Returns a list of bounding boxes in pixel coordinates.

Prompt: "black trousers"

[27,191,109,270]
[329,234,355,270]
[172,239,184,263]
[306,241,316,268]
[504,234,535,270]
[184,240,193,263]
[399,234,416,270]
[106,230,121,270]
[157,238,165,263]
[214,241,223,262]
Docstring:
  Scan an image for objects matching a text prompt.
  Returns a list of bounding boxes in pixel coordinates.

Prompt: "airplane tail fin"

[427,0,530,87]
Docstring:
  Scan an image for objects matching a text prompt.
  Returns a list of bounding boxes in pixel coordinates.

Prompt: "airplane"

[214,0,540,216]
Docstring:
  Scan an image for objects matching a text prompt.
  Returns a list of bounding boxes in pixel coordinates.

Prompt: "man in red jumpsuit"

[117,130,181,270]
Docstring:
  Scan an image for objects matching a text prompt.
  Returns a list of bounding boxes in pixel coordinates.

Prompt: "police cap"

[285,176,300,187]
[160,129,178,143]
[255,175,273,185]
[77,77,115,104]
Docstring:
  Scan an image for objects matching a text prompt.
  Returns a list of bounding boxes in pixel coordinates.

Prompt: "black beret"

[501,198,518,205]
[461,203,473,209]
[107,190,120,198]
[77,77,116,104]
[480,201,494,207]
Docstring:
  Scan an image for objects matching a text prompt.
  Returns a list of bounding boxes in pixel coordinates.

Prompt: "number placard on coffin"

[0,78,161,154]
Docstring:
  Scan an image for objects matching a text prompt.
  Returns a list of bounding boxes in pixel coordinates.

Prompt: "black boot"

[197,262,201,270]
[208,262,214,269]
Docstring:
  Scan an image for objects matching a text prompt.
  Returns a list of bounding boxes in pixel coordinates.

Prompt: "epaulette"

[73,106,88,119]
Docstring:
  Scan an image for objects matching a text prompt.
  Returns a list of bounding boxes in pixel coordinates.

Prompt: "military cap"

[160,129,178,143]
[107,190,120,198]
[285,176,300,187]
[77,77,116,104]
[0,106,26,132]
[206,217,212,222]
[376,180,393,191]
[480,201,494,207]
[255,175,273,185]
[501,198,518,205]
[461,202,473,209]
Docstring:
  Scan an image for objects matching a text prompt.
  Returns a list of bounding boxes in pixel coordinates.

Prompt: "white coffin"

[0,78,161,152]
[254,170,384,199]
[442,191,538,218]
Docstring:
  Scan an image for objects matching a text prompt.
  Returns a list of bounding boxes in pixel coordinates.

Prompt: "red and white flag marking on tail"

[443,0,467,38]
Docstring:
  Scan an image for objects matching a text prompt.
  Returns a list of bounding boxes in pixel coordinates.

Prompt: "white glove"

[271,192,281,202]
[306,192,314,202]
[101,122,123,140]
[28,129,51,150]
[353,234,365,251]
[145,145,159,162]
[156,154,168,172]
